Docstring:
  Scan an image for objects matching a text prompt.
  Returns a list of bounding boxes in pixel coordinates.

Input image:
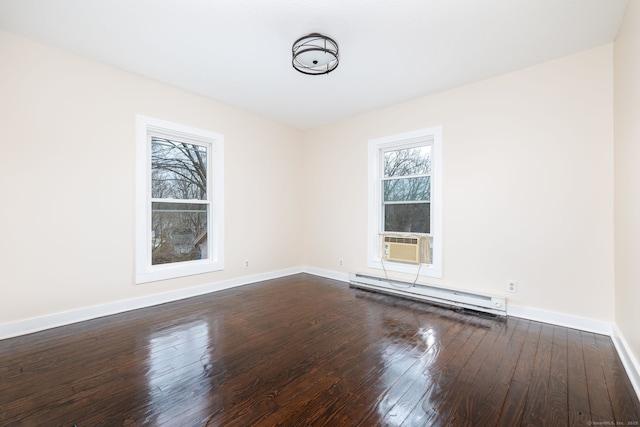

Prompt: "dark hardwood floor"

[1,274,639,426]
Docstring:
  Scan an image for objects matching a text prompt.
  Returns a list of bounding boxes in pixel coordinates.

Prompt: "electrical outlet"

[244,260,249,268]
[507,280,517,293]
[339,259,344,267]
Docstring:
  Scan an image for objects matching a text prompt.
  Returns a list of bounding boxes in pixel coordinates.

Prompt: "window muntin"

[136,115,224,284]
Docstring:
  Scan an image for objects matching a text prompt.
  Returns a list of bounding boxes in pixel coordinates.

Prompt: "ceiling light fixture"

[292,33,339,75]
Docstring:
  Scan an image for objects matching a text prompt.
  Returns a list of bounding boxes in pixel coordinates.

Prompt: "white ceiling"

[0,0,629,129]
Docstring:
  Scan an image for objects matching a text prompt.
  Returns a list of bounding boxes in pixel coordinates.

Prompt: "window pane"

[384,202,430,234]
[151,202,208,265]
[384,145,431,177]
[152,137,208,200]
[383,176,430,202]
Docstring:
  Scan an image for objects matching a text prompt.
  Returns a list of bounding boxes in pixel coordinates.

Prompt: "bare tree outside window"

[151,137,209,265]
[382,146,431,234]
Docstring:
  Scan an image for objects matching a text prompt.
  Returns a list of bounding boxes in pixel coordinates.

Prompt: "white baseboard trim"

[612,325,640,402]
[506,304,613,336]
[302,266,350,283]
[0,267,303,341]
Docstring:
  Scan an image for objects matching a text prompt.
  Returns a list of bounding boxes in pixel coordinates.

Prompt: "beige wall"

[614,0,640,369]
[0,32,303,323]
[0,30,618,329]
[303,45,615,322]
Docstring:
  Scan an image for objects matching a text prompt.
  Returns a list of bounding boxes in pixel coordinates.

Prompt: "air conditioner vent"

[384,236,419,245]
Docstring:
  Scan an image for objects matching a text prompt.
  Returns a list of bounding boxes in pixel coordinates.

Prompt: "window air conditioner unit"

[382,235,421,264]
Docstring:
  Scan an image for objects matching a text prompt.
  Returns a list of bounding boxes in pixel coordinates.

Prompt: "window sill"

[136,260,224,284]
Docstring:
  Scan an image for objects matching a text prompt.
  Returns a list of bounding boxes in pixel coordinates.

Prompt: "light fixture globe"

[292,33,339,75]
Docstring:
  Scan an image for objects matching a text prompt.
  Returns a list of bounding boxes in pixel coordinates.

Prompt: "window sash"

[379,141,433,236]
[150,136,209,201]
[151,202,209,265]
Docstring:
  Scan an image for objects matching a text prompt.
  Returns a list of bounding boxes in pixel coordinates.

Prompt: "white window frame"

[136,115,224,284]
[367,126,443,278]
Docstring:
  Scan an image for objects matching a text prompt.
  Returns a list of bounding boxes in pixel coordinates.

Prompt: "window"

[136,115,224,283]
[368,127,442,278]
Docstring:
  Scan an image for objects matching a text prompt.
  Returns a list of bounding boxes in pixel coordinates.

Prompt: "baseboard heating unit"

[349,273,507,316]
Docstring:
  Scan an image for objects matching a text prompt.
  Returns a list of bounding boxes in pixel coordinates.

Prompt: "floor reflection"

[354,288,507,425]
[377,317,441,426]
[145,319,217,425]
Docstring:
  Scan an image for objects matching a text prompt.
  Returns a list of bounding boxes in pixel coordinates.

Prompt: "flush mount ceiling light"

[292,33,339,75]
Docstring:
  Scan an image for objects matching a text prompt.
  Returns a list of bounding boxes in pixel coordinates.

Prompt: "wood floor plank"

[351,306,455,422]
[594,333,640,424]
[447,316,526,426]
[495,320,543,425]
[567,327,593,426]
[520,322,555,426]
[582,330,617,424]
[397,320,486,426]
[310,302,466,426]
[435,317,509,426]
[197,289,436,426]
[547,325,569,425]
[375,316,467,426]
[410,317,496,425]
[0,274,638,426]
